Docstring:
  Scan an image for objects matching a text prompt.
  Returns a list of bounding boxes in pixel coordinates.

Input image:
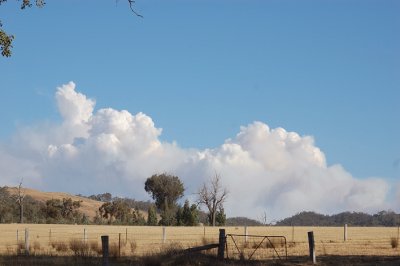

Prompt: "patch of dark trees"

[0,187,87,224]
[276,211,400,226]
[225,217,263,226]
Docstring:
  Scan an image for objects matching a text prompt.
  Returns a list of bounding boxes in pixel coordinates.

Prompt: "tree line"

[141,173,227,226]
[276,211,400,226]
[0,186,86,224]
[0,172,228,226]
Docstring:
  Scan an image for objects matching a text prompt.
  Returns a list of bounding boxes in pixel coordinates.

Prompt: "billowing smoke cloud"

[0,82,392,220]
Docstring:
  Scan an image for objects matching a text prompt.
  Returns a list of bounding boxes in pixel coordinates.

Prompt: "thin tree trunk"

[19,204,23,223]
[212,211,216,227]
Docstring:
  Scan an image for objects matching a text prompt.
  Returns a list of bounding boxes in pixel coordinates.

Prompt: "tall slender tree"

[147,205,158,226]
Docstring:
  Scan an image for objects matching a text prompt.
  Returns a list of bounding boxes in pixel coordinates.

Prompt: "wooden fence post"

[244,226,248,243]
[126,228,128,244]
[162,227,166,244]
[218,229,226,260]
[308,231,316,264]
[84,228,87,243]
[16,229,18,243]
[49,229,52,244]
[25,228,29,255]
[101,235,109,266]
[118,233,121,258]
[344,224,347,241]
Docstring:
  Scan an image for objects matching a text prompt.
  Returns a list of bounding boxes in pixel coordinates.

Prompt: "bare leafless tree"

[15,180,25,223]
[197,173,228,226]
[259,210,269,226]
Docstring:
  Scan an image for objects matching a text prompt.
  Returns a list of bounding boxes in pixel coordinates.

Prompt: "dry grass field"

[0,224,399,260]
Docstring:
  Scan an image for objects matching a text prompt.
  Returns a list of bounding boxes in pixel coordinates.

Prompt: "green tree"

[133,207,146,225]
[89,192,112,202]
[61,198,81,219]
[44,197,82,223]
[175,206,183,226]
[0,187,17,223]
[215,207,226,226]
[99,199,145,225]
[44,199,63,221]
[23,196,46,223]
[175,200,199,226]
[159,205,176,226]
[99,201,115,224]
[0,0,45,57]
[181,200,199,226]
[144,173,184,226]
[147,205,158,225]
[0,22,13,57]
[113,200,132,224]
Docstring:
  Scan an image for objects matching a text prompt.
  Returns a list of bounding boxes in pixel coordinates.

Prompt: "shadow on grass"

[1,254,400,266]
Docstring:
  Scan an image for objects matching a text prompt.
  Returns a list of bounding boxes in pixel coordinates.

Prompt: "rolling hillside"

[6,187,105,219]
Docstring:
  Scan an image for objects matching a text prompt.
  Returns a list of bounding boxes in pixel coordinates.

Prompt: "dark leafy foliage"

[226,217,262,226]
[0,186,85,224]
[97,199,145,225]
[176,200,199,226]
[145,173,184,210]
[276,211,400,226]
[145,173,185,226]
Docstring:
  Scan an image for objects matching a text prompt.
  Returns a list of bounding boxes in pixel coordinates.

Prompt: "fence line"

[1,225,399,258]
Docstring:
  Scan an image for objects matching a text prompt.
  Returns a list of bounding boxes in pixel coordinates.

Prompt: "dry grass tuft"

[89,240,102,255]
[51,241,69,252]
[243,241,250,249]
[201,236,215,245]
[109,242,119,258]
[69,239,90,257]
[162,242,184,256]
[33,241,41,253]
[129,240,137,255]
[265,237,285,249]
[251,241,260,249]
[16,241,24,255]
[5,244,14,255]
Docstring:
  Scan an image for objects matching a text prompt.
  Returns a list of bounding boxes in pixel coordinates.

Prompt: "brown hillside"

[6,187,103,219]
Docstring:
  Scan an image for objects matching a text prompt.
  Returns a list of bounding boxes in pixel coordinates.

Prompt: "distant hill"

[226,217,262,226]
[276,211,400,226]
[6,187,399,227]
[5,187,148,220]
[6,187,103,219]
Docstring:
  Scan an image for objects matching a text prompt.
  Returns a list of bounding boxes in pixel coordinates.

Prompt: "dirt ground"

[1,255,399,266]
[278,255,400,266]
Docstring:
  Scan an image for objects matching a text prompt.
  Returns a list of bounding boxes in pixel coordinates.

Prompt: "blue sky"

[0,0,399,217]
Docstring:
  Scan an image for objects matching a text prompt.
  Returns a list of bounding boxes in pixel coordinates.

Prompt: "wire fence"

[0,224,399,259]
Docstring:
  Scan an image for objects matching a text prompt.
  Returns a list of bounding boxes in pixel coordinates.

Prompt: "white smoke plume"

[0,82,391,220]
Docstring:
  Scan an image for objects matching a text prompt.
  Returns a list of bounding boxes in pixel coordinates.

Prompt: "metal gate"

[225,234,288,260]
